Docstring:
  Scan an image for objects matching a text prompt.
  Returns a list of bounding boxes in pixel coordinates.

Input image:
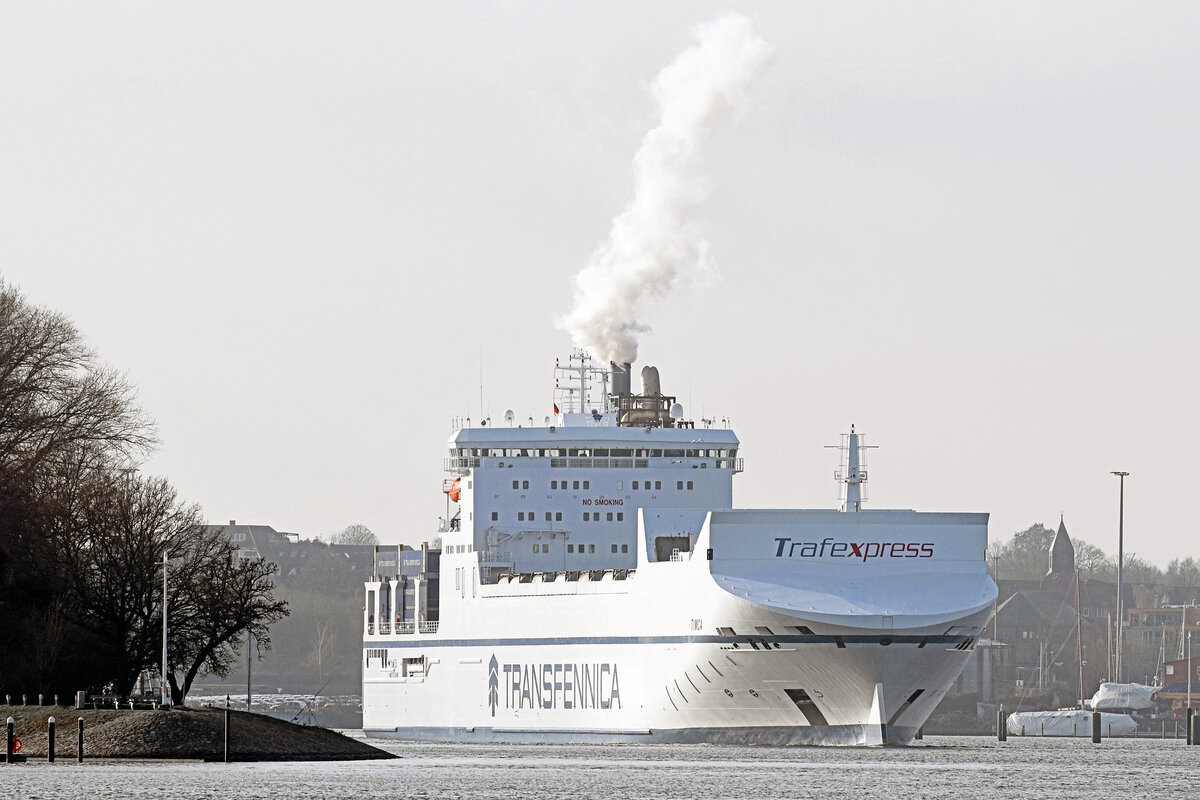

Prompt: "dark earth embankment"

[1,705,393,761]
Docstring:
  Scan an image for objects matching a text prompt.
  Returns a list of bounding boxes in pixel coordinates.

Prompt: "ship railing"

[670,548,688,562]
[419,621,439,634]
[394,621,416,634]
[443,457,479,474]
[378,620,391,635]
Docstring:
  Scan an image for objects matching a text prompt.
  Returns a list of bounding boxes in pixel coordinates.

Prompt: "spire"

[1046,516,1075,580]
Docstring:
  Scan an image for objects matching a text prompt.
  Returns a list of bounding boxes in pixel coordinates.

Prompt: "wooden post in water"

[77,717,84,762]
[224,696,231,763]
[1192,714,1200,746]
[997,705,1007,741]
[47,716,55,763]
[5,717,12,763]
[1091,710,1102,743]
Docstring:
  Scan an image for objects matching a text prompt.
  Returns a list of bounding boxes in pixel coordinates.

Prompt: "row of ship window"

[530,543,631,554]
[512,480,693,491]
[493,511,627,522]
[459,448,735,459]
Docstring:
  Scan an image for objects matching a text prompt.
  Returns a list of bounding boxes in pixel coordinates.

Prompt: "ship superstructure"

[363,354,997,745]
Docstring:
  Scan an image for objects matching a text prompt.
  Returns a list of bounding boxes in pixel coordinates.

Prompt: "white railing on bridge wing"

[443,457,479,473]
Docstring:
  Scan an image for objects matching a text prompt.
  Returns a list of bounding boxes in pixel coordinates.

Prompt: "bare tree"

[0,280,154,478]
[329,523,378,546]
[164,530,289,705]
[989,523,1057,580]
[309,620,336,683]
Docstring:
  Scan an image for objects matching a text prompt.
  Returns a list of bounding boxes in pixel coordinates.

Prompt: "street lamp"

[1111,471,1129,683]
[162,551,170,707]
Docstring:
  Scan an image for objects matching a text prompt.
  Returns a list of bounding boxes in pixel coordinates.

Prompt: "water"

[6,736,1197,799]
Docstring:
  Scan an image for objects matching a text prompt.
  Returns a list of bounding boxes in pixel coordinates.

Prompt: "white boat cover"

[1006,709,1136,737]
[1089,682,1156,711]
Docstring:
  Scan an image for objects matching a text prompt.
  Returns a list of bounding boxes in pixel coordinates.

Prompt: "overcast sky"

[3,2,1198,567]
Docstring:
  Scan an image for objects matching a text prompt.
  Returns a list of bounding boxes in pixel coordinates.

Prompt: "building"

[991,518,1126,699]
[208,521,374,594]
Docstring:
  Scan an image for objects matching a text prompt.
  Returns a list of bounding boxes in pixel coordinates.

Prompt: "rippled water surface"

[7,735,1196,799]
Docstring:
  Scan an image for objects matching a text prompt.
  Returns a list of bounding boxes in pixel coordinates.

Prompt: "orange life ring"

[11,736,21,753]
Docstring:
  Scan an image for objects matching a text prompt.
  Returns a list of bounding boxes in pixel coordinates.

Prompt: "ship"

[362,352,997,746]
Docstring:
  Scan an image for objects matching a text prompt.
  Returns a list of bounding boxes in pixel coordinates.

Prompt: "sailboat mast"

[1076,569,1085,707]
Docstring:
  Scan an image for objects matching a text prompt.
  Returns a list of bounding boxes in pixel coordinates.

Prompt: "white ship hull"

[364,509,995,746]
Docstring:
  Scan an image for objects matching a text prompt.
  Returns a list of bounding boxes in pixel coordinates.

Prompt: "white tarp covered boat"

[1089,682,1155,711]
[1007,709,1136,737]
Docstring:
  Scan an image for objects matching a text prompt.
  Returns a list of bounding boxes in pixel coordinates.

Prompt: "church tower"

[1041,515,1075,592]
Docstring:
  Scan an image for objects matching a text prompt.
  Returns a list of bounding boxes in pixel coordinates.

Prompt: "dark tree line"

[0,280,286,702]
[990,522,1200,590]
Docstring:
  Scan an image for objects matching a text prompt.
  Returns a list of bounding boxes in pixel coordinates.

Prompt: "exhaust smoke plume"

[560,13,773,365]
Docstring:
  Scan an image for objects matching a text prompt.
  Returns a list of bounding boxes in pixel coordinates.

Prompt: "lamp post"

[1188,630,1193,722]
[162,550,170,707]
[1111,471,1129,683]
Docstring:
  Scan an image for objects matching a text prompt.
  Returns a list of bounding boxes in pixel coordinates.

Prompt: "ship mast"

[828,426,876,512]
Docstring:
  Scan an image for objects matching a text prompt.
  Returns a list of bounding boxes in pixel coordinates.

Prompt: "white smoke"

[560,13,773,365]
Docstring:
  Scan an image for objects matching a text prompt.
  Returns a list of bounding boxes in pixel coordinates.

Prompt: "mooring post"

[77,717,84,762]
[224,695,230,763]
[5,717,13,763]
[38,694,44,707]
[1188,708,1194,745]
[1091,710,1102,743]
[48,716,55,763]
[1192,714,1200,746]
[997,705,1007,741]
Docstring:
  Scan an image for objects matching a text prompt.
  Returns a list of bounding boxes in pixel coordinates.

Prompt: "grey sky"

[3,2,1197,566]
